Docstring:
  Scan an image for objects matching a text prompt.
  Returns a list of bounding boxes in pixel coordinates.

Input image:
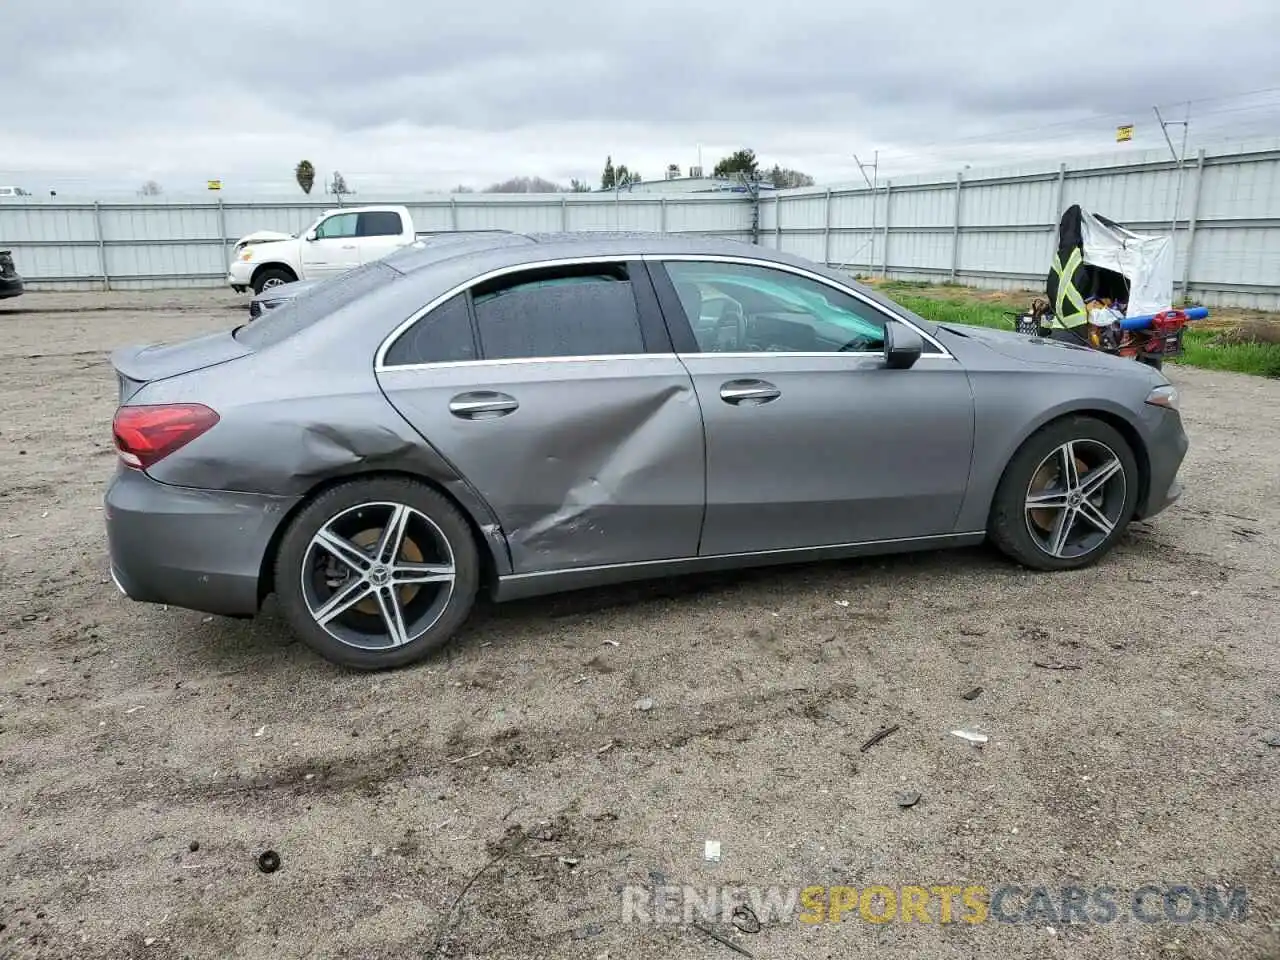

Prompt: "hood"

[937,323,1151,374]
[235,229,294,247]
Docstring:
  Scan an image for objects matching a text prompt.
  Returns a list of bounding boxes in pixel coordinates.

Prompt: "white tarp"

[1078,209,1174,317]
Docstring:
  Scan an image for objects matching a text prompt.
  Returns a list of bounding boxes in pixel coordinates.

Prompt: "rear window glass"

[472,264,645,360]
[359,211,403,237]
[383,293,478,366]
[233,261,402,349]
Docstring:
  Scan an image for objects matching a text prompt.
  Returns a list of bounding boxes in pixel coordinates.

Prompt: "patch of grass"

[892,294,1015,331]
[1175,329,1280,378]
[883,287,1280,378]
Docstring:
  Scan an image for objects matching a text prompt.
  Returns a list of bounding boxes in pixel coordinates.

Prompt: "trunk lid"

[111,330,252,402]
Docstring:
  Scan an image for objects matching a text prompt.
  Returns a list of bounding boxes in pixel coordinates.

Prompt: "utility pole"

[1153,103,1191,251]
[853,151,879,275]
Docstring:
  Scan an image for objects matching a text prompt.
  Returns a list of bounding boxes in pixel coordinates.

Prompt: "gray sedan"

[106,232,1187,669]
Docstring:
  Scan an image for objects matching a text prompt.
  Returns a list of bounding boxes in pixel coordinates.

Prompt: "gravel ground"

[1,290,1278,960]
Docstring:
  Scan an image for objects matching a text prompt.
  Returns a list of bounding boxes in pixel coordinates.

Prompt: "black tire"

[274,477,480,670]
[252,266,296,296]
[988,415,1140,572]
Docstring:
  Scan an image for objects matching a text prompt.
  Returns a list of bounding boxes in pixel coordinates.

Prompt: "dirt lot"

[2,290,1278,960]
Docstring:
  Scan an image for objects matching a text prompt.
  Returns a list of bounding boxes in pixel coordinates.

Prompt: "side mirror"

[883,322,923,369]
[304,229,317,241]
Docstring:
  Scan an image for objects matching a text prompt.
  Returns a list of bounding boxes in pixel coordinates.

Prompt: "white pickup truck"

[227,204,417,295]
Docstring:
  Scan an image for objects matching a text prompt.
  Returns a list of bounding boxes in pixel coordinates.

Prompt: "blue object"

[1119,306,1209,331]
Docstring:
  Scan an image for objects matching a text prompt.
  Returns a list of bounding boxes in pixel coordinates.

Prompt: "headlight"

[1145,385,1179,411]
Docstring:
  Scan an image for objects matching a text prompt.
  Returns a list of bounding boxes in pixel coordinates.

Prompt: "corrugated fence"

[4,138,1279,308]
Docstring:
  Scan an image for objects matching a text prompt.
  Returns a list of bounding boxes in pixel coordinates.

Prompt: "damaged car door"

[375,260,706,573]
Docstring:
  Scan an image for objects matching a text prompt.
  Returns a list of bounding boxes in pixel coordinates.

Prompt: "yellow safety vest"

[1049,248,1088,329]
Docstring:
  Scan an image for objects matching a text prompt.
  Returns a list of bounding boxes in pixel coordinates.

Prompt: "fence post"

[1180,148,1207,300]
[950,172,963,283]
[217,198,229,273]
[660,196,667,233]
[450,196,459,231]
[93,201,109,291]
[880,182,892,277]
[774,194,782,249]
[561,196,569,231]
[823,187,833,265]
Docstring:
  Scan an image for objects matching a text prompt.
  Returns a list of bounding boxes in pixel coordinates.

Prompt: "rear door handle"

[449,391,519,419]
[719,379,781,405]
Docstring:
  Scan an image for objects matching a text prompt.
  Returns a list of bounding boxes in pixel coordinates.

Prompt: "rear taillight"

[112,403,220,469]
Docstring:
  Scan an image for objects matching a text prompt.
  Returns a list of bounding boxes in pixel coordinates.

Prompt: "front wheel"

[252,266,296,295]
[274,478,480,669]
[988,416,1140,571]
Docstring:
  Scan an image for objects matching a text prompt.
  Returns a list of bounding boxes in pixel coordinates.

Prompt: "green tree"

[601,156,616,190]
[295,160,316,194]
[713,148,760,180]
[767,165,815,189]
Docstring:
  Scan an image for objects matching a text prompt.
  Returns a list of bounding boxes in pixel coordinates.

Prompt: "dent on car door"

[374,260,706,573]
[653,258,977,556]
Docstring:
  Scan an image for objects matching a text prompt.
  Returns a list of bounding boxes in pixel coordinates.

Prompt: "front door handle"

[720,379,781,405]
[449,391,519,419]
[341,244,357,250]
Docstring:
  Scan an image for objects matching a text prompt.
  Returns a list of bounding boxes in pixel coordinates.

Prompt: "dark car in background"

[0,250,23,299]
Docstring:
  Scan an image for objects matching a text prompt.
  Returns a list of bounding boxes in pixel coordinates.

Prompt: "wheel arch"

[993,405,1151,519]
[256,469,508,608]
[958,401,1152,535]
[250,261,298,289]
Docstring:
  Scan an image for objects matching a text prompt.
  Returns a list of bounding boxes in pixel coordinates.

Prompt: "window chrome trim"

[375,255,643,371]
[378,353,672,373]
[373,251,955,372]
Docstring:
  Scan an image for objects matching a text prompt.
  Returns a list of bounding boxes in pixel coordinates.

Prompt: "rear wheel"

[274,478,480,669]
[252,266,296,295]
[988,416,1139,571]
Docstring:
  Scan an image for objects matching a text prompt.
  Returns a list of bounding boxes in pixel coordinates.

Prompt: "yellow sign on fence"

[1116,125,1134,143]
[207,179,223,191]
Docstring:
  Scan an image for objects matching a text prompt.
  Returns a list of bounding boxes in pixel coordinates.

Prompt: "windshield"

[233,261,402,349]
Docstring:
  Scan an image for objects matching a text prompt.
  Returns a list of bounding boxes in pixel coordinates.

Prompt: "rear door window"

[470,263,645,360]
[382,293,478,366]
[358,211,404,237]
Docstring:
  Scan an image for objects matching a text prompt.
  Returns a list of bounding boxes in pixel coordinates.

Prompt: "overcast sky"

[4,0,1280,197]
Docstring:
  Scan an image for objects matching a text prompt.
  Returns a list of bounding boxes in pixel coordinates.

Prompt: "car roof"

[378,230,937,334]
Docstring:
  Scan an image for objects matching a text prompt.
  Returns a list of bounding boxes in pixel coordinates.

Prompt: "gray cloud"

[3,0,1279,195]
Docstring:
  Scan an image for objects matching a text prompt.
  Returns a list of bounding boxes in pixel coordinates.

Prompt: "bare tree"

[328,171,353,195]
[138,180,163,196]
[484,176,567,194]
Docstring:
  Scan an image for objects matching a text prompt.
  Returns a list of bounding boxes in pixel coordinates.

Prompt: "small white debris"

[125,706,145,715]
[834,600,850,607]
[602,639,620,647]
[144,938,156,947]
[253,725,266,738]
[633,697,654,712]
[704,840,722,862]
[558,856,579,867]
[41,511,49,519]
[951,729,989,745]
[201,616,213,624]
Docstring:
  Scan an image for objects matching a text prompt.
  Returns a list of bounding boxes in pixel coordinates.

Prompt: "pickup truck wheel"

[252,267,296,295]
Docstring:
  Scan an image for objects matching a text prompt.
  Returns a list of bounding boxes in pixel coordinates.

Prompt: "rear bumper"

[105,467,297,616]
[1134,408,1189,520]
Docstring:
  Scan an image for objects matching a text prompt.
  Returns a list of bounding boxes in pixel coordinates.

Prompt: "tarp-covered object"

[1046,204,1175,323]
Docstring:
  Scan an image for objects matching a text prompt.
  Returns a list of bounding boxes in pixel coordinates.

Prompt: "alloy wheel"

[300,502,456,651]
[1024,439,1128,560]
